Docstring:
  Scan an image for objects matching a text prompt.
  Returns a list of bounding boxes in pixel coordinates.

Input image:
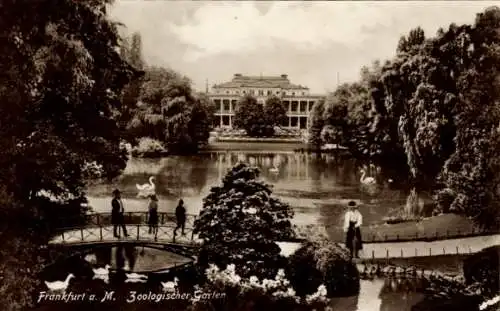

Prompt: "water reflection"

[331,278,426,311]
[87,152,410,230]
[81,245,192,273]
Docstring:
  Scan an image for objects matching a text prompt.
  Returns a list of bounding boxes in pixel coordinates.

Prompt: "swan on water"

[45,274,75,292]
[136,176,155,191]
[93,264,111,276]
[269,166,279,173]
[125,272,148,283]
[359,168,376,185]
[161,277,179,292]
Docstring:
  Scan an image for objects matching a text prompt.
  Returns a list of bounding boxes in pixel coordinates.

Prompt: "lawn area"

[310,214,489,243]
[204,140,307,152]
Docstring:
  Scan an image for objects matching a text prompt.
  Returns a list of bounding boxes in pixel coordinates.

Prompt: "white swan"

[45,274,75,292]
[125,272,148,283]
[360,169,376,185]
[93,264,111,275]
[161,277,179,292]
[136,176,156,198]
[126,272,148,279]
[136,176,155,191]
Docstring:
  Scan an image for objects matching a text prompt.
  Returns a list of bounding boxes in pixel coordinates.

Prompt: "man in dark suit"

[111,189,128,238]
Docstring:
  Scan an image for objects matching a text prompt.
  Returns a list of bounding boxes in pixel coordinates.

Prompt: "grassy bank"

[319,214,484,243]
[204,140,307,152]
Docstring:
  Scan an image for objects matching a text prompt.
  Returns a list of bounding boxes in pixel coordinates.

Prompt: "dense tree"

[0,0,141,310]
[119,32,145,141]
[264,96,288,129]
[127,66,214,153]
[308,6,500,225]
[308,98,325,150]
[233,95,288,137]
[233,95,269,136]
[194,163,295,279]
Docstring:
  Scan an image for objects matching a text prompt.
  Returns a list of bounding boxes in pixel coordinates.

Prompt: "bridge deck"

[50,225,500,260]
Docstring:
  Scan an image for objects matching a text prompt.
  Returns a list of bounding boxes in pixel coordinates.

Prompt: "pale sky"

[109,1,499,93]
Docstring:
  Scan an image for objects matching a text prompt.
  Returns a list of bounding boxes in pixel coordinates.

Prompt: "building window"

[250,90,255,95]
[300,101,307,112]
[292,92,295,96]
[231,100,237,111]
[291,101,298,112]
[236,90,240,94]
[267,90,272,95]
[223,99,230,112]
[281,91,285,96]
[291,117,298,127]
[309,101,315,111]
[226,91,230,94]
[258,90,264,96]
[302,92,305,95]
[276,91,280,95]
[214,99,221,111]
[243,90,246,94]
[299,117,307,129]
[222,116,230,126]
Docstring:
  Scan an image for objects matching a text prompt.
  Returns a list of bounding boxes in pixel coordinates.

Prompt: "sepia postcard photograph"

[1,1,500,311]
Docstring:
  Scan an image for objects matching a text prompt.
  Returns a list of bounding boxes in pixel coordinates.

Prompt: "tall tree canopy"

[0,0,142,310]
[127,66,215,153]
[308,6,500,226]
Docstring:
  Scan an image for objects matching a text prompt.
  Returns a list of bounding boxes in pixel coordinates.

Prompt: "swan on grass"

[161,277,179,292]
[93,264,111,276]
[45,274,75,292]
[136,176,156,198]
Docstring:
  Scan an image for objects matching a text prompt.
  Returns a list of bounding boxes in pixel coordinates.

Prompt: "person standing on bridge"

[112,189,129,238]
[344,200,363,258]
[174,199,186,236]
[148,194,159,236]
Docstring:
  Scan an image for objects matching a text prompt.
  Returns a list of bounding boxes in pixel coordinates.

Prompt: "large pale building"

[208,74,324,130]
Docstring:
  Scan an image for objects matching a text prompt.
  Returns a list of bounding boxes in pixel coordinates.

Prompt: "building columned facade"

[208,74,324,130]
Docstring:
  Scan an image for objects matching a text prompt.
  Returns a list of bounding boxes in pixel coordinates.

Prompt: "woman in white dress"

[344,201,363,258]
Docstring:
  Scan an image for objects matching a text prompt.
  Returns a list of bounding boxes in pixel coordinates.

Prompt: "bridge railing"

[55,212,197,230]
[54,223,198,245]
[295,224,498,244]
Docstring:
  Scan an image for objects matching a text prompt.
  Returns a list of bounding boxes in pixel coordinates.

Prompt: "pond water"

[85,151,414,229]
[39,151,459,310]
[37,244,430,311]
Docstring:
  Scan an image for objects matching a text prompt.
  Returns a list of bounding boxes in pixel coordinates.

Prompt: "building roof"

[213,74,309,90]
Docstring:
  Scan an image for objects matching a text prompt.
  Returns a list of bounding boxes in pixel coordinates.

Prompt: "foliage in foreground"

[194,163,295,279]
[287,235,360,297]
[0,0,142,309]
[187,264,331,311]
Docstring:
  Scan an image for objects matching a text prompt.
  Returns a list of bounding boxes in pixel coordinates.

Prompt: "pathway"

[50,225,500,260]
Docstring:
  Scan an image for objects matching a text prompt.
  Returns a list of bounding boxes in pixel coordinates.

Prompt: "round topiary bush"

[286,238,360,297]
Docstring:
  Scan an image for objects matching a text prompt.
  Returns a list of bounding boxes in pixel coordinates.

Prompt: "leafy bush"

[131,137,168,157]
[287,237,360,297]
[194,163,295,279]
